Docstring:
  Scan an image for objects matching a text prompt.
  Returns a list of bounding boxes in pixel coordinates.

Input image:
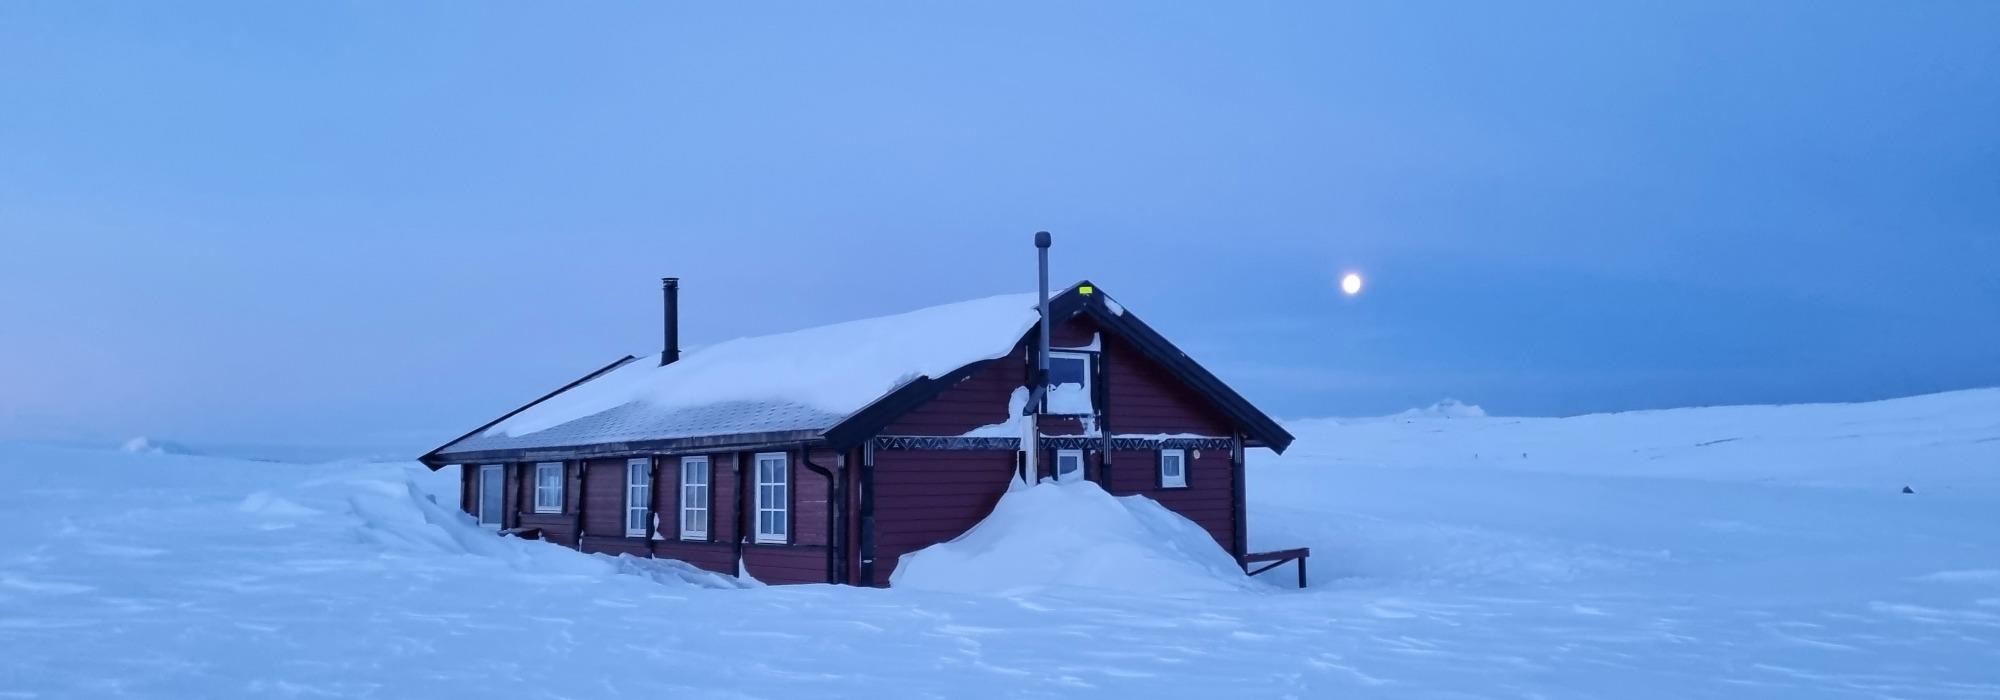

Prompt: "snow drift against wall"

[487,294,1043,438]
[890,480,1255,596]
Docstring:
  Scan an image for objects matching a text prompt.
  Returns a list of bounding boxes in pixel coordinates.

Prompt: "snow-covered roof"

[434,292,1047,458]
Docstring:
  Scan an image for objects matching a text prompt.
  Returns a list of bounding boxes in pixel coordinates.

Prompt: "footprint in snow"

[1365,603,1417,619]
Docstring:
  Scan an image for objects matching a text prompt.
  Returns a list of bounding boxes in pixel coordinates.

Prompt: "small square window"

[1045,351,1094,415]
[1159,449,1187,489]
[1055,449,1085,483]
[534,462,564,513]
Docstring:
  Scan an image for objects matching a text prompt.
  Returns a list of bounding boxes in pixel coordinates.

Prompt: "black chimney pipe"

[1033,232,1051,413]
[661,277,680,365]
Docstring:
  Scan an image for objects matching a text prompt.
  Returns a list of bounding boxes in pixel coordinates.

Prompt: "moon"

[1341,272,1364,296]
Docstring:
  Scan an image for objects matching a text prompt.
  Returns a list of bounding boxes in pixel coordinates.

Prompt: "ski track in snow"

[3,390,1999,698]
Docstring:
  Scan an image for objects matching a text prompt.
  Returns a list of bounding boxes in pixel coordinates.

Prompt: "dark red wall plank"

[578,536,651,557]
[882,315,1232,438]
[582,458,629,538]
[743,545,831,585]
[653,541,735,574]
[869,450,1016,583]
[882,346,1025,435]
[1103,336,1231,436]
[457,466,472,516]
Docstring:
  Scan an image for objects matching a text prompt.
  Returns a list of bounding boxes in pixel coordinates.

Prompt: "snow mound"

[319,467,751,588]
[610,553,756,589]
[890,479,1256,596]
[237,491,322,519]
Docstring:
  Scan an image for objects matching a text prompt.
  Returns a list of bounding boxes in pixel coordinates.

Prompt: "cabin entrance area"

[477,464,504,528]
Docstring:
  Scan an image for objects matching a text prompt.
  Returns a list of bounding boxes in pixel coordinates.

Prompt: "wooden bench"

[1243,547,1311,588]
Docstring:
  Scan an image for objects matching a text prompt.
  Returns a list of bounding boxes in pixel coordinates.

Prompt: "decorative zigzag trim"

[872,436,1021,451]
[1042,436,1235,451]
[871,436,1234,451]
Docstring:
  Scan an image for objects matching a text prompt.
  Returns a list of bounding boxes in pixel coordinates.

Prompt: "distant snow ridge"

[1394,399,1487,420]
[891,480,1256,596]
[120,436,199,456]
[1270,387,2000,492]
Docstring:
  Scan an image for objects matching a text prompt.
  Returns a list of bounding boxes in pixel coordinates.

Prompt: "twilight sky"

[2,2,1996,454]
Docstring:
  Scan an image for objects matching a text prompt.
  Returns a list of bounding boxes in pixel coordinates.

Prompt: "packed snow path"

[3,390,1998,697]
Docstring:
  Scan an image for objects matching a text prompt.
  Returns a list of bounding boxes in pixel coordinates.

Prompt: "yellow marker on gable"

[1078,285,1094,295]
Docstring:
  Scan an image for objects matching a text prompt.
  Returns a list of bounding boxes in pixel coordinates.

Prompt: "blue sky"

[2,2,1995,453]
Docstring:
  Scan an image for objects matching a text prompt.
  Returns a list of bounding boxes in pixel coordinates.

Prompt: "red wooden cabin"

[419,280,1296,586]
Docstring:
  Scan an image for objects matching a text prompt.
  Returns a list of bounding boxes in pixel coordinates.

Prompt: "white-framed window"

[680,455,710,541]
[477,464,504,528]
[624,458,652,537]
[1055,449,1085,483]
[1045,350,1094,415]
[754,452,789,544]
[1159,449,1188,489]
[534,462,564,513]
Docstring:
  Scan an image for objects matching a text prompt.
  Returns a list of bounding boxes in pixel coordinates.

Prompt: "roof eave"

[427,429,830,465]
[417,354,640,469]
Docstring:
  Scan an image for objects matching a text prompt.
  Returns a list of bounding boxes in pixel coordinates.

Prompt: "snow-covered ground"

[3,390,1997,698]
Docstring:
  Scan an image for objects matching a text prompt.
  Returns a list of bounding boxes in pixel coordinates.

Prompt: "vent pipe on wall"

[1033,231,1052,412]
[1020,231,1053,486]
[661,277,680,366]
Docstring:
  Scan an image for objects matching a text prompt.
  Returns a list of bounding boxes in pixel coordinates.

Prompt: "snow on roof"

[442,292,1047,454]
